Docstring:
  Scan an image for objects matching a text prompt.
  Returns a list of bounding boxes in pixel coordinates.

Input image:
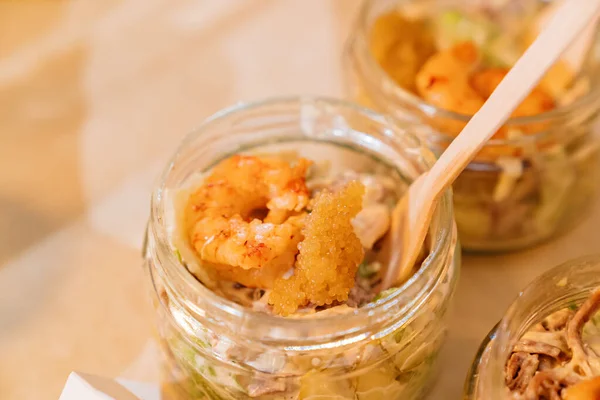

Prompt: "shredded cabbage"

[433,9,519,67]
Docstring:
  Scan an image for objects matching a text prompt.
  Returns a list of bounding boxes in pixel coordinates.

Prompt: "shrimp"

[471,67,555,137]
[187,155,311,223]
[185,155,312,287]
[415,41,484,116]
[471,67,555,118]
[207,215,306,289]
[415,43,556,150]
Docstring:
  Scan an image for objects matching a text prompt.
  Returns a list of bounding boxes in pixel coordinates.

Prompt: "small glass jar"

[144,97,460,400]
[463,255,600,400]
[344,0,600,252]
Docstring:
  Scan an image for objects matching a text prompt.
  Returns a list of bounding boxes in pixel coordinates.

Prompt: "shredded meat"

[545,309,575,331]
[539,355,560,372]
[531,322,549,333]
[522,331,569,356]
[346,281,374,307]
[514,339,563,359]
[506,352,540,393]
[505,288,600,398]
[567,289,600,376]
[522,369,580,400]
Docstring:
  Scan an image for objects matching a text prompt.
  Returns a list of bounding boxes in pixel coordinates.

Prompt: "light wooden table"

[1,1,599,399]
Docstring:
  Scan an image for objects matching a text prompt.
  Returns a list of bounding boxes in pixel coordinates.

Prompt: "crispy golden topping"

[268,181,365,316]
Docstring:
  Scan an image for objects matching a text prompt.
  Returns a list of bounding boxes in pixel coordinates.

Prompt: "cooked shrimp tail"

[186,155,312,288]
[415,41,484,116]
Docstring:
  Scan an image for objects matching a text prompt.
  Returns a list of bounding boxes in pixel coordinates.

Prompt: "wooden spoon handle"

[424,0,600,197]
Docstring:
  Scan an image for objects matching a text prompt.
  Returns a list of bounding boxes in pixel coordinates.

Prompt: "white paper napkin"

[59,372,160,400]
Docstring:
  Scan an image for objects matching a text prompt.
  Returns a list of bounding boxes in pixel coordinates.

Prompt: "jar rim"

[463,321,499,399]
[351,0,600,145]
[478,254,600,399]
[149,95,456,341]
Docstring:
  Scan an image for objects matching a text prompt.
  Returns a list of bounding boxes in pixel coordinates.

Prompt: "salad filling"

[151,151,454,400]
[504,288,600,399]
[364,5,599,249]
[370,7,587,117]
[174,153,422,316]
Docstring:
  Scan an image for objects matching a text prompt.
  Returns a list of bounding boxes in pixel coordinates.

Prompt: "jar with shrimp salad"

[344,0,600,251]
[144,97,459,400]
[464,255,600,400]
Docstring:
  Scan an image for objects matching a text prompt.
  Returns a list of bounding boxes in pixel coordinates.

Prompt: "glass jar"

[144,97,460,400]
[463,255,600,400]
[344,0,600,251]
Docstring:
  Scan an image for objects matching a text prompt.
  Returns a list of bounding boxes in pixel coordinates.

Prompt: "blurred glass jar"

[463,255,600,399]
[344,0,600,252]
[143,97,460,400]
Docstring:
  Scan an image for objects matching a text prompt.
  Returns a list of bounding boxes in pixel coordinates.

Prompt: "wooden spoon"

[381,0,600,290]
